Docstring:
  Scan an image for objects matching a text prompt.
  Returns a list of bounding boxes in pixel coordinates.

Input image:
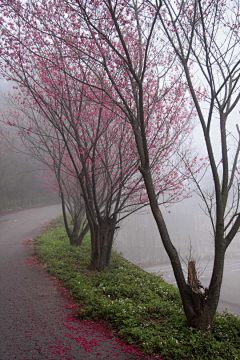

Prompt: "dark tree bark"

[60,189,89,246]
[75,221,89,246]
[89,215,117,271]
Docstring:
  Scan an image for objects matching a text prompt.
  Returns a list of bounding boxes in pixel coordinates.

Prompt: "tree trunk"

[60,193,76,245]
[63,202,89,246]
[75,223,89,246]
[179,258,224,331]
[90,216,117,271]
[139,165,225,331]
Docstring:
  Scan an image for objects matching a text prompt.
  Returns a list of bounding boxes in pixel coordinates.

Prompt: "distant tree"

[40,165,89,246]
[0,135,57,212]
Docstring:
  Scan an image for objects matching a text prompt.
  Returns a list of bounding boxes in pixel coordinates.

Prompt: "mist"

[1,77,240,267]
[0,142,59,213]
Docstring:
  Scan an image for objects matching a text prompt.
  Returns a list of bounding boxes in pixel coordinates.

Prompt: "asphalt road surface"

[0,205,151,360]
[144,257,240,318]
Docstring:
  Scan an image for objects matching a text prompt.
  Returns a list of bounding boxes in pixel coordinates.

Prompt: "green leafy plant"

[34,218,240,360]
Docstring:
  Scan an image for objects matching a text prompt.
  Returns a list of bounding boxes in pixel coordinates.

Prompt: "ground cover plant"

[34,218,240,360]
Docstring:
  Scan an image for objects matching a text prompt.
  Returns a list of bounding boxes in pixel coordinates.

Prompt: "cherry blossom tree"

[48,161,90,247]
[21,0,239,330]
[43,0,240,331]
[0,0,194,272]
[0,3,204,320]
[61,0,240,331]
[51,0,203,323]
[37,158,89,247]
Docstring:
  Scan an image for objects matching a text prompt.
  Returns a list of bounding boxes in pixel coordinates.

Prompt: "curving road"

[0,205,150,360]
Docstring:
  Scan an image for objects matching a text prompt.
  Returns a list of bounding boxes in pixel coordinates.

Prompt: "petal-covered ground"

[0,206,160,360]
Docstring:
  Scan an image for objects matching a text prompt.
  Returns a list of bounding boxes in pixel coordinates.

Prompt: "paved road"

[0,205,150,360]
[143,257,240,317]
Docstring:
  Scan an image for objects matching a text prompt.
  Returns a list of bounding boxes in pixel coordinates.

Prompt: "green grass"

[34,217,240,360]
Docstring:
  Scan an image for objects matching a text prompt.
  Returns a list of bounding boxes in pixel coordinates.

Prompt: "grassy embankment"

[34,217,240,360]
